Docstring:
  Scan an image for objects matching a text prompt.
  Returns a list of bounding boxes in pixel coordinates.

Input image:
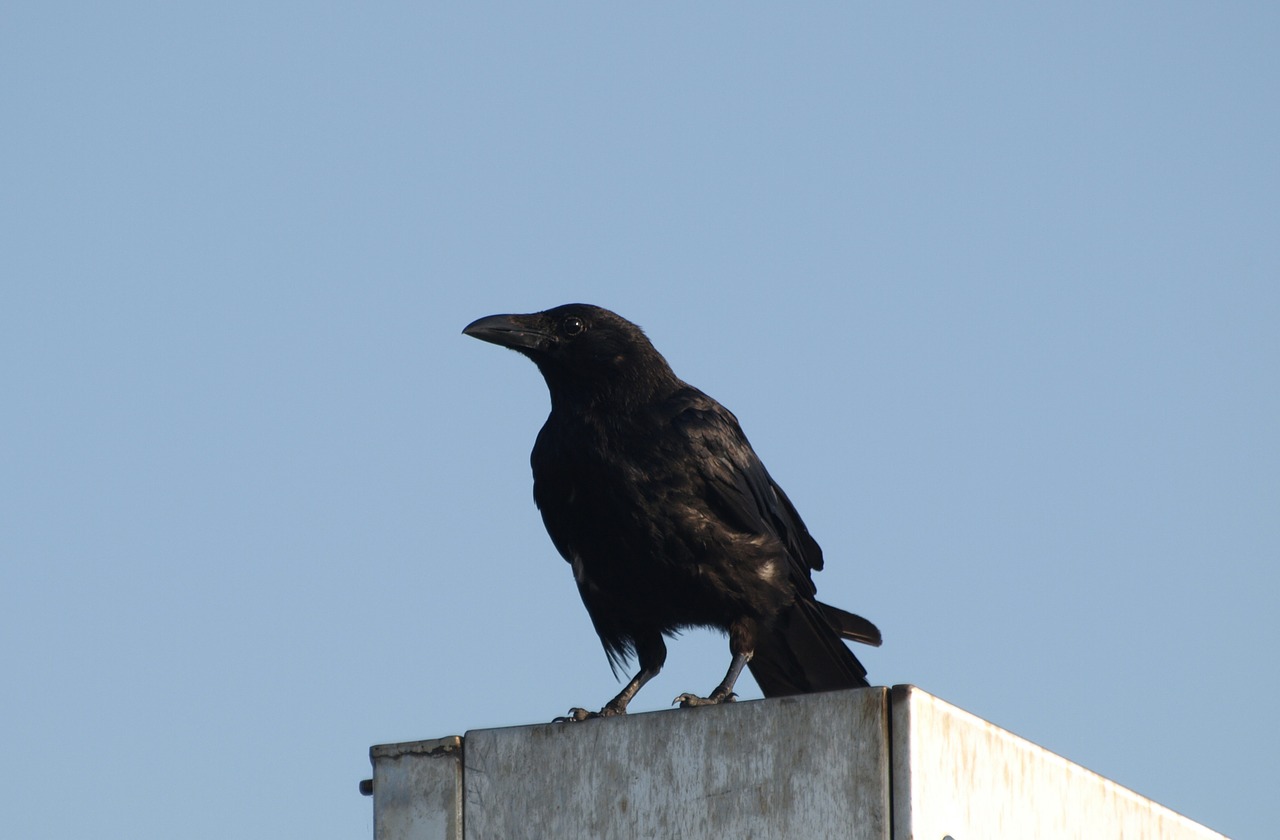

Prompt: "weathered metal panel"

[890,685,1228,840]
[365,685,1228,840]
[463,688,890,840]
[370,736,464,840]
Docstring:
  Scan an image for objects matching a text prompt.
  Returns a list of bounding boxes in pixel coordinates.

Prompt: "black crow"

[464,304,881,720]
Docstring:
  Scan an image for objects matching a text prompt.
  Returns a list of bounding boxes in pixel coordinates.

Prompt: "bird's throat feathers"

[538,350,682,414]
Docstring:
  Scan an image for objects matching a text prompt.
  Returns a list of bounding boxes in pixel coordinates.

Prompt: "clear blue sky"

[2,4,1276,838]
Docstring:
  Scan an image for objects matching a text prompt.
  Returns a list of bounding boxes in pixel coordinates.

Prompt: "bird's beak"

[462,313,555,352]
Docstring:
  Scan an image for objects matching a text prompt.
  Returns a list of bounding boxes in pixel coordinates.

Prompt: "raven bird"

[464,304,881,720]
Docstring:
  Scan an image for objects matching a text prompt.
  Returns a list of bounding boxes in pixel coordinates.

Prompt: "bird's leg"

[557,665,659,722]
[675,620,755,708]
[555,635,666,722]
[673,651,750,708]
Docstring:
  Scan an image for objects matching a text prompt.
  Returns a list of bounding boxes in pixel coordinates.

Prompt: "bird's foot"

[552,705,626,723]
[673,691,737,708]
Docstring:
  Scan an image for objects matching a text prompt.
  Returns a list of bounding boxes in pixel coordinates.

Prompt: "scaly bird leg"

[555,663,661,722]
[674,650,751,708]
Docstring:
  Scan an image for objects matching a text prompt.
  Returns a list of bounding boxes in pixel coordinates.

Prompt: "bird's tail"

[747,599,881,697]
[817,601,883,647]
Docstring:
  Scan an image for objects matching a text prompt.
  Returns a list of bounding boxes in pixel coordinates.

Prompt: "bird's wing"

[667,389,824,593]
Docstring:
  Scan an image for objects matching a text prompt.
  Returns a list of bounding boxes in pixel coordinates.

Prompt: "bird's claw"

[552,706,625,723]
[552,707,597,723]
[673,691,737,708]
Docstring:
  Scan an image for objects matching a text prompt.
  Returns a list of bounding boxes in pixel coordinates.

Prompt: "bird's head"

[463,304,678,407]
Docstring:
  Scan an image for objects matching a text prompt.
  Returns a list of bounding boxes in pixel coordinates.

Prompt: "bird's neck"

[543,364,682,417]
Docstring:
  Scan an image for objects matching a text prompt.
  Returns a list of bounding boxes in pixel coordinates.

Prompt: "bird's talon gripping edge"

[553,706,625,723]
[673,691,737,708]
[551,708,592,723]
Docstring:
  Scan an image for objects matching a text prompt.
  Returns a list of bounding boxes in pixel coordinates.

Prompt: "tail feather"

[747,599,877,697]
[817,601,883,647]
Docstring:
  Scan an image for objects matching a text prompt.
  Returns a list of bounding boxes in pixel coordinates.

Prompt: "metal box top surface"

[367,685,1227,840]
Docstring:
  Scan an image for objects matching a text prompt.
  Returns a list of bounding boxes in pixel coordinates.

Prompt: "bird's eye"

[562,316,585,336]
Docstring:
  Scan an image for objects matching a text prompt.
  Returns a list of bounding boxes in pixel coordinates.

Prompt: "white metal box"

[366,685,1225,840]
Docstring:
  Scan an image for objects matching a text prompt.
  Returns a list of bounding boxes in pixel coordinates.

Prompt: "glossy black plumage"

[464,303,881,719]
